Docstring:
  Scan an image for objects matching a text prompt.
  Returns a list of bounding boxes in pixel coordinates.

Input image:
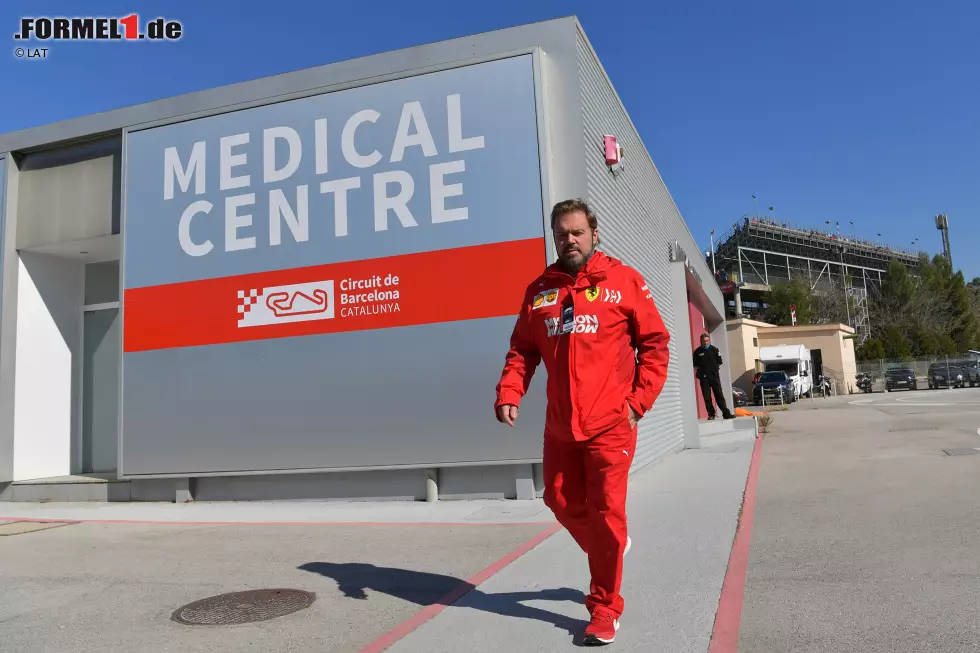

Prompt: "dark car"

[928,362,965,389]
[732,386,748,407]
[885,367,917,392]
[752,371,793,405]
[952,360,980,387]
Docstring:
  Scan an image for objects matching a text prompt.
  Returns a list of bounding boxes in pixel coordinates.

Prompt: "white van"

[759,344,813,400]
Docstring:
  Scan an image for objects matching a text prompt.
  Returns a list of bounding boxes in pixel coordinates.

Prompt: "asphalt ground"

[740,387,980,652]
[390,430,755,652]
[0,426,757,653]
[0,521,546,653]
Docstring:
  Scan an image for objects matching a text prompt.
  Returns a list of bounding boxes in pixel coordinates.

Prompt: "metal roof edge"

[760,323,856,334]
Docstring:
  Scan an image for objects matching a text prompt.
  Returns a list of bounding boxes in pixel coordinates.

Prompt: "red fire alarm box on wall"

[604,135,623,171]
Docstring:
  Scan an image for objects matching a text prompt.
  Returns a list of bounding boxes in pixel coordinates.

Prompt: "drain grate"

[889,427,939,432]
[172,589,315,626]
[942,448,980,456]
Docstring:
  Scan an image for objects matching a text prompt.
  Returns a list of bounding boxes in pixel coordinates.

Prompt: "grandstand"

[708,215,926,343]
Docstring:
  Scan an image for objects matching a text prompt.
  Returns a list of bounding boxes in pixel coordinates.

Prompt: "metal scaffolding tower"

[709,215,925,343]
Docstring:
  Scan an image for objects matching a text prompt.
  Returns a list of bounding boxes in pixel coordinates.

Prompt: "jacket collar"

[542,250,617,288]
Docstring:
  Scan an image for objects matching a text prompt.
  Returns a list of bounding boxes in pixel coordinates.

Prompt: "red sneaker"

[583,608,620,645]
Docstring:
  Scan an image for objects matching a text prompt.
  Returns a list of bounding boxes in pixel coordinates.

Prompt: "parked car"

[928,362,966,389]
[752,371,793,405]
[760,344,813,400]
[732,386,748,407]
[952,359,980,387]
[885,367,917,392]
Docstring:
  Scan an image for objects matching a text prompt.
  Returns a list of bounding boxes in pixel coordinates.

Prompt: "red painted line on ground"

[708,432,764,653]
[0,517,556,528]
[360,522,563,653]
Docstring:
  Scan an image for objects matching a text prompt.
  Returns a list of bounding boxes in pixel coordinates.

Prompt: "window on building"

[753,337,758,347]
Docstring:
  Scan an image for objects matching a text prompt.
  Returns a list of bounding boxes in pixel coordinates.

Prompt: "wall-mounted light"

[604,135,624,173]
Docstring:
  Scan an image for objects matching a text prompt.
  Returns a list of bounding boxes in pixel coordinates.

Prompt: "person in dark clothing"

[693,333,733,420]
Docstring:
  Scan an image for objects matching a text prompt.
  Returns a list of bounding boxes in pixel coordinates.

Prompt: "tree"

[881,325,911,359]
[864,256,967,356]
[908,324,939,357]
[967,278,980,336]
[936,333,957,355]
[763,280,813,325]
[802,252,979,358]
[881,258,914,307]
[856,338,885,361]
[923,256,980,351]
[811,286,852,326]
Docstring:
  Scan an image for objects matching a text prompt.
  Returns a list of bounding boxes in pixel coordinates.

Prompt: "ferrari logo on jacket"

[585,286,621,304]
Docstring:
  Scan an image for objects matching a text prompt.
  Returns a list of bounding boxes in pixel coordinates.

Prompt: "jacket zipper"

[545,268,593,438]
[568,285,578,436]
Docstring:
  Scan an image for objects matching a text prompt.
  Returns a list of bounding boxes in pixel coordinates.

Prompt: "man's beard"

[560,248,593,274]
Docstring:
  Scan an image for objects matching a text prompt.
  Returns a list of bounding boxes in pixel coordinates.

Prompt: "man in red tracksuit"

[495,198,671,645]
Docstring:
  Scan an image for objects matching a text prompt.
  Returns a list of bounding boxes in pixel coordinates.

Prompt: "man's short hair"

[551,199,599,231]
[550,199,600,247]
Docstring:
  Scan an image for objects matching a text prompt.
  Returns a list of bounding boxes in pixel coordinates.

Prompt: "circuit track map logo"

[13,14,182,58]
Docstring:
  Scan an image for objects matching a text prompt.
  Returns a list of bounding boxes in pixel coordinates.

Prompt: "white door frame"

[77,301,120,474]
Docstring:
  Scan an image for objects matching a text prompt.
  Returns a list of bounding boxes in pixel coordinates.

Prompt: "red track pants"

[542,417,637,618]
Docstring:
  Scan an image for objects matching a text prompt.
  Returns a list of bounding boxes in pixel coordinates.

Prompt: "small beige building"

[726,319,858,394]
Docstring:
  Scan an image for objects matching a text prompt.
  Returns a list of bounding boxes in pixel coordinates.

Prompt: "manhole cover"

[943,448,980,456]
[889,427,939,432]
[172,589,315,625]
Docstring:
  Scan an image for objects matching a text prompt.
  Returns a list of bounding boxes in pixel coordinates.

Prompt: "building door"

[687,294,709,419]
[811,349,824,383]
[82,304,120,474]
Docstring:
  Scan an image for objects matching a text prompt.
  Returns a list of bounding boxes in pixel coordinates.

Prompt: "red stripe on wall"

[123,237,546,353]
[688,297,709,419]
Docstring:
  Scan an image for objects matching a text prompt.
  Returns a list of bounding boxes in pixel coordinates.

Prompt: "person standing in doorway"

[494,199,671,645]
[693,333,733,420]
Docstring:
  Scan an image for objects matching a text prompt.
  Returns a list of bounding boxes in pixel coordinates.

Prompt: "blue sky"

[3,0,978,280]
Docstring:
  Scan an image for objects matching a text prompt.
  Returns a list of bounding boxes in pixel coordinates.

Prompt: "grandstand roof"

[713,215,924,272]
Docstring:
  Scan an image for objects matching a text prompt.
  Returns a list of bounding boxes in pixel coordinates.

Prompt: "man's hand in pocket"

[627,404,639,429]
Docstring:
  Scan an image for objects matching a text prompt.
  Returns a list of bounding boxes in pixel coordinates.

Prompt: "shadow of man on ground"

[298,561,589,644]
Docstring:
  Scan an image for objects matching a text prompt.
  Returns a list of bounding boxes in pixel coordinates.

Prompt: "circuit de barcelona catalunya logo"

[237,273,406,329]
[238,280,336,327]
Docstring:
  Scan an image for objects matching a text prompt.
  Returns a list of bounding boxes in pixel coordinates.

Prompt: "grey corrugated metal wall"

[575,29,722,470]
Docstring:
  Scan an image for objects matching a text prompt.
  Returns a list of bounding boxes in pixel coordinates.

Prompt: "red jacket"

[495,251,671,441]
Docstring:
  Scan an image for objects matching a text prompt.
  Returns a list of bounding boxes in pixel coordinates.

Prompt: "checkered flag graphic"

[237,288,261,321]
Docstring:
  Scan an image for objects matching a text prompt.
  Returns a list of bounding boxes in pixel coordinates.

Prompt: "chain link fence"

[856,354,980,393]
